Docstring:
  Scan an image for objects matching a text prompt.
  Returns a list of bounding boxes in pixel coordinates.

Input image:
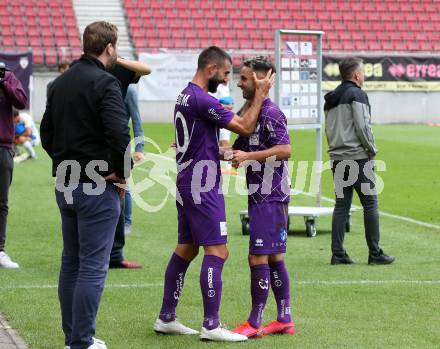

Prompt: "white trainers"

[154,318,199,335]
[64,337,106,349]
[200,325,248,342]
[88,337,106,349]
[0,251,19,269]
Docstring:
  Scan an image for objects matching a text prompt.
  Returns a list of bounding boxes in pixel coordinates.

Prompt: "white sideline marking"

[1,280,440,290]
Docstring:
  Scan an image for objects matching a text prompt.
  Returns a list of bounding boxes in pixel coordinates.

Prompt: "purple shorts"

[249,202,288,255]
[177,188,228,246]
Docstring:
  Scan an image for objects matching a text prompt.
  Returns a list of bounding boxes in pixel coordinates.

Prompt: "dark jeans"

[110,198,125,263]
[56,183,120,349]
[331,159,381,256]
[0,147,14,252]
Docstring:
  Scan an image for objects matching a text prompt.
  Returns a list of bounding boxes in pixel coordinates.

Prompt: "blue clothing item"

[124,189,132,226]
[15,122,26,136]
[55,183,120,349]
[219,96,234,105]
[110,197,125,263]
[125,85,144,153]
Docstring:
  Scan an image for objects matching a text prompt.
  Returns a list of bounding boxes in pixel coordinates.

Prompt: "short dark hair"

[243,56,276,74]
[83,21,118,56]
[197,46,232,70]
[339,57,363,80]
[13,108,19,117]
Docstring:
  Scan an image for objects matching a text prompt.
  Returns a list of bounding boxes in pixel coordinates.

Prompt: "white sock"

[22,141,36,158]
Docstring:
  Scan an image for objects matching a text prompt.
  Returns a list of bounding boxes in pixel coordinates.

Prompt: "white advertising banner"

[138,52,198,101]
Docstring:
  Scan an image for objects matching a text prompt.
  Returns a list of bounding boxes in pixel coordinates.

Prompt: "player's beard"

[207,73,223,93]
[242,86,256,100]
[106,50,118,70]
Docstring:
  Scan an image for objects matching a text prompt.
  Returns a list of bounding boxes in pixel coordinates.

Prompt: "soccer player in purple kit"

[230,56,295,338]
[153,47,274,342]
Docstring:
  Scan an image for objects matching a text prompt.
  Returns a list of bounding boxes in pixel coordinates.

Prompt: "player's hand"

[253,69,276,99]
[232,150,249,168]
[133,151,145,162]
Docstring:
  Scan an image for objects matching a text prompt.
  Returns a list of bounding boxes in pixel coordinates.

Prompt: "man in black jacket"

[41,21,130,349]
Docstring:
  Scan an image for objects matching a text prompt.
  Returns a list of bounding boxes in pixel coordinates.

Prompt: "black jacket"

[41,55,130,180]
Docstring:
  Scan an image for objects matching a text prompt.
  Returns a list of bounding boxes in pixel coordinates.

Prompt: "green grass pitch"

[0,124,439,348]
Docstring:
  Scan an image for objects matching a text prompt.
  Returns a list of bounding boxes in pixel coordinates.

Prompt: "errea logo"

[255,239,264,247]
[208,108,220,120]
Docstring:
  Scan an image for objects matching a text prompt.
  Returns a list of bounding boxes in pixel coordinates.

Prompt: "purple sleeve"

[2,71,28,109]
[266,109,290,146]
[198,95,234,128]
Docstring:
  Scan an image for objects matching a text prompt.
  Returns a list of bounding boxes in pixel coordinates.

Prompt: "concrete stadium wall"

[32,72,440,124]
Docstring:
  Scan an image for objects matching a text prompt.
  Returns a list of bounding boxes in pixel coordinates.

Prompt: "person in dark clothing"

[40,21,130,349]
[324,57,395,266]
[0,64,27,269]
[107,57,151,269]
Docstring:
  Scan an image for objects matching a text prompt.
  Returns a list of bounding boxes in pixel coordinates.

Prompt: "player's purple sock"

[269,260,292,323]
[200,255,225,330]
[159,253,190,322]
[247,263,270,328]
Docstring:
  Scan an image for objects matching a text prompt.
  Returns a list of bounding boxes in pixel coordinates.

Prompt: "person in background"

[324,57,395,266]
[218,95,238,175]
[0,62,28,269]
[108,57,151,268]
[13,109,39,160]
[123,84,144,235]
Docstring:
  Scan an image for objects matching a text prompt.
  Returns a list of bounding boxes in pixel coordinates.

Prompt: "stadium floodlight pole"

[275,29,324,207]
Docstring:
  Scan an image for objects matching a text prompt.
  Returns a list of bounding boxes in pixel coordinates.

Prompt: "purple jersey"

[175,83,234,191]
[233,98,291,205]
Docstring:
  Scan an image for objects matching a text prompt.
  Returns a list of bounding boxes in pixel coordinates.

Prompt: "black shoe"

[368,250,395,265]
[331,253,354,265]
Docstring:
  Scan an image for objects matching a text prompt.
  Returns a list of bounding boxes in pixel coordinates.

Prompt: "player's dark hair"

[339,57,363,80]
[197,46,232,70]
[83,21,118,56]
[243,56,276,74]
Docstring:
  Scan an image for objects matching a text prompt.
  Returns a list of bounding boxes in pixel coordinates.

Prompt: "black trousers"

[0,147,14,252]
[331,158,381,256]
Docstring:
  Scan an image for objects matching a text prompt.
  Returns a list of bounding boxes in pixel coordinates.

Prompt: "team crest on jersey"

[249,134,259,146]
[279,228,287,242]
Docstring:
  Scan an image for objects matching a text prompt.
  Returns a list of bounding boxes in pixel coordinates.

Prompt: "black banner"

[323,55,440,91]
[0,52,32,107]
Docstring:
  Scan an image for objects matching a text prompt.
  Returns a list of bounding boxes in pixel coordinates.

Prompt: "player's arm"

[116,57,152,77]
[224,70,275,137]
[232,144,291,168]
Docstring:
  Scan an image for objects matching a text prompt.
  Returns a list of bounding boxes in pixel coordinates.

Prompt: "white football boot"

[154,318,199,335]
[200,325,248,342]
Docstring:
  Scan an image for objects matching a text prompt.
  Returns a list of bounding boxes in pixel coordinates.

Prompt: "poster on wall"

[323,55,440,91]
[138,53,198,101]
